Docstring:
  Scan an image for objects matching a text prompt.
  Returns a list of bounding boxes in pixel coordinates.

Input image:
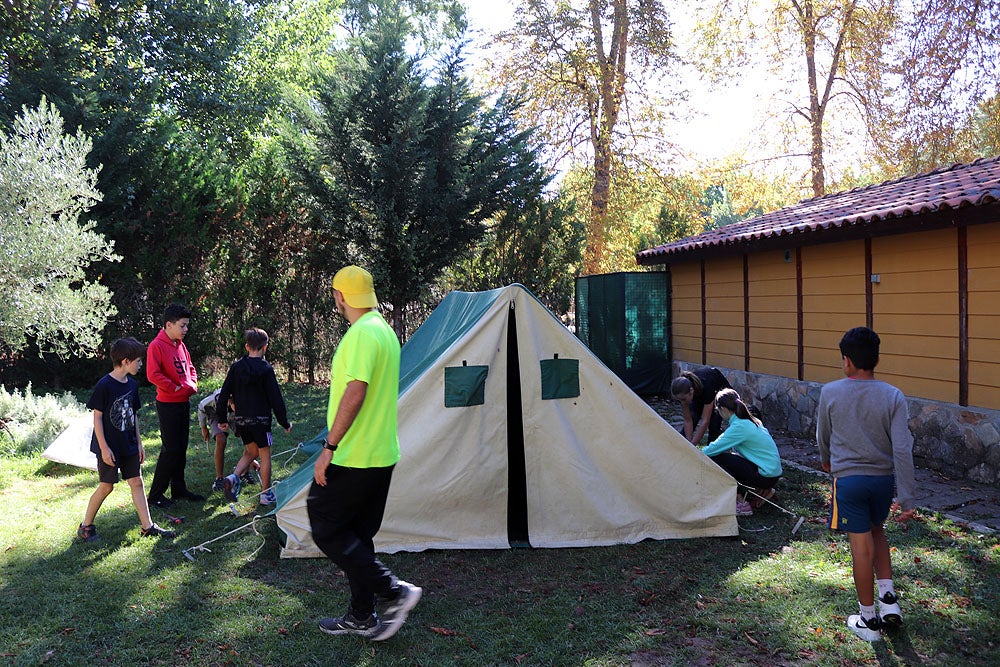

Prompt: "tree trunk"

[802,0,826,198]
[582,0,629,275]
[585,137,613,273]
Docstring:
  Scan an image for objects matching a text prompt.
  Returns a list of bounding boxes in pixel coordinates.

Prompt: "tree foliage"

[444,197,585,315]
[491,0,676,274]
[286,14,550,336]
[0,101,118,359]
[694,0,1000,194]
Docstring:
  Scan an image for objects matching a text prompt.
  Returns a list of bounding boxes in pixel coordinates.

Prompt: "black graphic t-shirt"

[87,374,141,457]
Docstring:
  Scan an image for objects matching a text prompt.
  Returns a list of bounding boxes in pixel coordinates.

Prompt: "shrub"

[0,383,87,457]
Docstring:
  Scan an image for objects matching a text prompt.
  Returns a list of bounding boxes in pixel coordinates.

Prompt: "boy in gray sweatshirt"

[817,326,916,642]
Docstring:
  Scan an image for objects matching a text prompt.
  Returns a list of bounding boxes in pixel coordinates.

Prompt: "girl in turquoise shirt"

[702,388,783,514]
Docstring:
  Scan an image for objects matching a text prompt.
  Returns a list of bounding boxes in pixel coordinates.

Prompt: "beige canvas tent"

[273,285,738,556]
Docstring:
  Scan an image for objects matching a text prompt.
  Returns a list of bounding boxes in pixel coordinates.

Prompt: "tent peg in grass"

[739,484,806,535]
[180,516,269,562]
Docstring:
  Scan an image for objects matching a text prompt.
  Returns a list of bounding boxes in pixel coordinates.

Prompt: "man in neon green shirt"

[307,265,422,641]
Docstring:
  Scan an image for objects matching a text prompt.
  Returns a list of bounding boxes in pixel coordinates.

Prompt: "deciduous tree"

[491,0,675,274]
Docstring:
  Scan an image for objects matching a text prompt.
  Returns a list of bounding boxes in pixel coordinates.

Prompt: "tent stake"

[739,485,806,535]
[181,516,269,561]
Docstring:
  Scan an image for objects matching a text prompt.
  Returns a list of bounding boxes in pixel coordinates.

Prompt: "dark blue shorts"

[829,474,895,533]
[96,452,142,484]
[239,428,273,449]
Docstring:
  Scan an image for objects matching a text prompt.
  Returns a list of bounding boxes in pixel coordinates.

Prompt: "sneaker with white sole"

[223,473,242,502]
[878,591,902,626]
[259,489,276,505]
[847,614,882,641]
[736,499,753,516]
[372,581,422,641]
[318,611,380,638]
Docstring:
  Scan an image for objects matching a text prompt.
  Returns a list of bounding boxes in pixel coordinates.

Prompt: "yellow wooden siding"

[704,256,744,368]
[670,263,703,362]
[748,251,797,377]
[665,222,1000,411]
[968,224,1000,407]
[871,230,958,403]
[801,241,867,384]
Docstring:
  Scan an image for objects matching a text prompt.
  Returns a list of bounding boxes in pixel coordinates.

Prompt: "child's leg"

[213,433,227,479]
[234,442,259,477]
[127,475,154,529]
[847,530,877,607]
[871,523,893,581]
[259,446,272,490]
[83,482,114,525]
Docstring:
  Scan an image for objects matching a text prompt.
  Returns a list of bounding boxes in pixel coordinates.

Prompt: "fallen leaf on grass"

[430,625,459,636]
[514,653,530,664]
[645,628,667,636]
[59,628,75,636]
[278,627,289,635]
[744,632,758,646]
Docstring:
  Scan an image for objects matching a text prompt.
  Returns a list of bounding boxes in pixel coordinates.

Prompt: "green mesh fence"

[575,271,671,395]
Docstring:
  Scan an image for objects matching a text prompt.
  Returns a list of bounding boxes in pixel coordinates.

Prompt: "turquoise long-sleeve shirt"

[702,415,783,478]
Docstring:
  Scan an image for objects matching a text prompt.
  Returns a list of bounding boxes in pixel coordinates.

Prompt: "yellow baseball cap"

[332,265,378,308]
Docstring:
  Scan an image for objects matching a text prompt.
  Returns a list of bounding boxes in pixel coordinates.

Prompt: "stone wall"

[673,362,1000,486]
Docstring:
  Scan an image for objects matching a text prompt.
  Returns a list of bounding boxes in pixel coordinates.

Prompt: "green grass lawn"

[1,382,999,666]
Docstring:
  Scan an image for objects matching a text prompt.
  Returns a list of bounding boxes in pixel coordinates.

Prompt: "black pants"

[148,400,192,500]
[307,464,397,616]
[710,452,780,489]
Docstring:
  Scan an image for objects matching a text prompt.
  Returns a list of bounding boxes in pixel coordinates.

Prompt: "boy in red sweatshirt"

[146,303,202,507]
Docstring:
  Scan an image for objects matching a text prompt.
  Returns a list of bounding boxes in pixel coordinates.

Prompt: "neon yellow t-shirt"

[327,311,401,468]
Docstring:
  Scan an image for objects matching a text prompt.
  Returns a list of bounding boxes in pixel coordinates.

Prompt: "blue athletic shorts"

[829,474,895,533]
[96,452,142,484]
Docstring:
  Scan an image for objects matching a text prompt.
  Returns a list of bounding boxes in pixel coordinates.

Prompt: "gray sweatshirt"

[816,377,916,510]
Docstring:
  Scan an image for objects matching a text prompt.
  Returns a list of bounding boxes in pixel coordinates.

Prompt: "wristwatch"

[322,440,338,452]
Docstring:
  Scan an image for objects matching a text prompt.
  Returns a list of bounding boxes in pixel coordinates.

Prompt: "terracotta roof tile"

[636,156,1000,264]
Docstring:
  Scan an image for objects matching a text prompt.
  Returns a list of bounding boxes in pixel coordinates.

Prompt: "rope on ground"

[181,514,272,563]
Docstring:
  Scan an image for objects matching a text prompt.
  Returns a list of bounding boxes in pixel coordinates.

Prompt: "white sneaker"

[372,581,422,641]
[878,591,902,626]
[847,614,881,641]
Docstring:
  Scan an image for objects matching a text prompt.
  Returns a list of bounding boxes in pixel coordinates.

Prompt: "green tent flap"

[539,357,580,400]
[444,364,490,407]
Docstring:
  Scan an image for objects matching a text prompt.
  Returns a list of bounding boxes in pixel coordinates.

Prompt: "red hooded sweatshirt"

[147,328,198,403]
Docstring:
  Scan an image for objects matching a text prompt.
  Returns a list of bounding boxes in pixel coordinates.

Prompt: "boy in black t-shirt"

[78,337,176,542]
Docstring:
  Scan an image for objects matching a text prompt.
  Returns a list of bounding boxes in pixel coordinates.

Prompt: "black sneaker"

[240,470,258,486]
[372,581,422,641]
[141,523,176,539]
[318,611,380,638]
[212,478,226,492]
[149,496,175,508]
[879,591,903,626]
[77,523,100,543]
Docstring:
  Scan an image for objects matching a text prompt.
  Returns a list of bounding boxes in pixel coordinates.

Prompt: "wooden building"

[636,157,1000,412]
